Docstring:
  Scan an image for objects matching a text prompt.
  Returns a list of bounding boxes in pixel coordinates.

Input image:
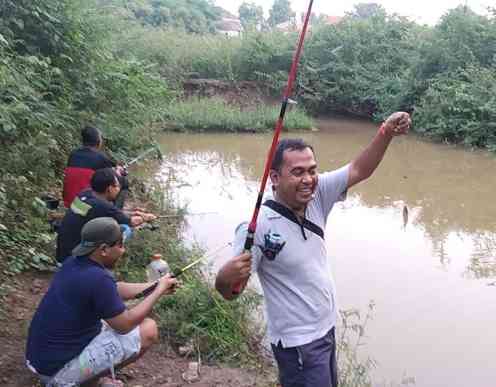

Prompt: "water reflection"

[146,119,496,386]
[467,232,496,280]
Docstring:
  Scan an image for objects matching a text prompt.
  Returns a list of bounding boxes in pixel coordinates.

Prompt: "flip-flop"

[98,377,124,387]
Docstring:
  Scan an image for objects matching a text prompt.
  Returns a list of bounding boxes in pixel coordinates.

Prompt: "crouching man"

[26,217,177,387]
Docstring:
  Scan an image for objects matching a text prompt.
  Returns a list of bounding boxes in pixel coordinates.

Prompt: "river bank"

[0,273,276,387]
[0,172,278,386]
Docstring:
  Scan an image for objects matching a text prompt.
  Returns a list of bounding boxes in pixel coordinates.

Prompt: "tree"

[348,3,387,19]
[268,0,295,27]
[239,2,264,31]
[128,0,222,33]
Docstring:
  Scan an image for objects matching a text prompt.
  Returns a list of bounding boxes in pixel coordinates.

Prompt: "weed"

[162,98,314,132]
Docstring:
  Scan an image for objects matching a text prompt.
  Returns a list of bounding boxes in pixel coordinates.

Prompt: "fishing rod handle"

[134,281,158,299]
[243,232,254,251]
[233,232,255,295]
[133,271,182,300]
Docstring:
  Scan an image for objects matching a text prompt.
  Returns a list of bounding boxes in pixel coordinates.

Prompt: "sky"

[214,0,492,25]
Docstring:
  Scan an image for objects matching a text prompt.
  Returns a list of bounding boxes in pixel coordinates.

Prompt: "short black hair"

[91,168,118,193]
[271,138,315,172]
[81,126,102,147]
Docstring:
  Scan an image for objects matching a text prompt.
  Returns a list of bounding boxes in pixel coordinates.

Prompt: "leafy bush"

[415,66,496,149]
[0,0,173,273]
[125,0,223,33]
[300,13,421,118]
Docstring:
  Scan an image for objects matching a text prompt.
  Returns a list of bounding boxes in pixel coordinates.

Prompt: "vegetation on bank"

[0,0,172,276]
[114,2,496,151]
[163,98,314,132]
[114,181,266,366]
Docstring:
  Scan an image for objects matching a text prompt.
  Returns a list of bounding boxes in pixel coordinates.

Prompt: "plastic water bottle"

[146,254,170,282]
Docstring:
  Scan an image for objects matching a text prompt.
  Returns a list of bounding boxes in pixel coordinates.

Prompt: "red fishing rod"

[233,0,315,293]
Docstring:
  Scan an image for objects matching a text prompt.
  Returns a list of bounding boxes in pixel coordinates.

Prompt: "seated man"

[26,217,178,387]
[56,168,155,263]
[63,126,128,208]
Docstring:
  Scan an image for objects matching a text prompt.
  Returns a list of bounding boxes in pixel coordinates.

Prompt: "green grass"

[116,181,264,365]
[161,98,314,132]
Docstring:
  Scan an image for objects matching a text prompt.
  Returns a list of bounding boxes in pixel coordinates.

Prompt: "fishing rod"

[124,145,163,169]
[232,0,315,294]
[134,242,232,299]
[157,212,218,219]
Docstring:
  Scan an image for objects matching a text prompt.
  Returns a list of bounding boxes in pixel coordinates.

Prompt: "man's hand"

[142,213,157,222]
[222,252,252,283]
[215,252,252,300]
[132,211,156,223]
[156,274,179,296]
[130,215,144,227]
[382,112,411,136]
[114,165,127,177]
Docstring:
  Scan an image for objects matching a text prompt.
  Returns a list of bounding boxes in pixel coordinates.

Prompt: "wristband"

[379,123,387,136]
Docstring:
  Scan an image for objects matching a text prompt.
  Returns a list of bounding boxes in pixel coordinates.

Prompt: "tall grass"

[118,183,264,365]
[162,98,314,132]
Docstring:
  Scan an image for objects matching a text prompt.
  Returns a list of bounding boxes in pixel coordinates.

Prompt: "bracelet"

[378,123,387,136]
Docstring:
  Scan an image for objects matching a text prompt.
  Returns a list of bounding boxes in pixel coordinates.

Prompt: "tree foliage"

[268,0,296,27]
[239,2,264,31]
[127,0,222,33]
[347,3,387,19]
[0,0,172,190]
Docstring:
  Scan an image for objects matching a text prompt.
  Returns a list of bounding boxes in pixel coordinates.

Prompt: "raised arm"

[347,112,411,189]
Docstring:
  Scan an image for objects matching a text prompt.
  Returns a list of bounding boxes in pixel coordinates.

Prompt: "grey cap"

[72,217,124,257]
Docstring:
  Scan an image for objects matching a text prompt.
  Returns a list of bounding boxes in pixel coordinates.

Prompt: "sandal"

[98,377,124,387]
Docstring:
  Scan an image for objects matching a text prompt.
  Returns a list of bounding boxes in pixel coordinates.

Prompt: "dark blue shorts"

[271,327,337,387]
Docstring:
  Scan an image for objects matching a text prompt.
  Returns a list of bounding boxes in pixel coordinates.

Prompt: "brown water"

[150,116,496,387]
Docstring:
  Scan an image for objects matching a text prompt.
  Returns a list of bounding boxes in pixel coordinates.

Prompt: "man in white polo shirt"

[215,112,411,387]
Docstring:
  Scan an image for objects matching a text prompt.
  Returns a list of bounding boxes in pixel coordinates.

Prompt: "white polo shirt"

[234,164,349,348]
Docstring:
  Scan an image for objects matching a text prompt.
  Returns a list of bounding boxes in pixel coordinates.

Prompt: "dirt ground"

[0,273,277,387]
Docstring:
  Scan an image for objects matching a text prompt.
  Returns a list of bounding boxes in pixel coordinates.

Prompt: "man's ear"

[99,244,109,256]
[269,169,280,186]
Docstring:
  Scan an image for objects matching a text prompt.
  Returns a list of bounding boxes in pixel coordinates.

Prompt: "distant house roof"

[217,17,242,32]
[275,20,299,32]
[324,15,343,25]
[218,8,237,20]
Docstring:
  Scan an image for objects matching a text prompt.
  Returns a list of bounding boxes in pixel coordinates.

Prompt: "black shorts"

[271,327,337,387]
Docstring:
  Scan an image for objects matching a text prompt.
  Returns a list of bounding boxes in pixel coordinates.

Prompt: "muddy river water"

[146,116,496,387]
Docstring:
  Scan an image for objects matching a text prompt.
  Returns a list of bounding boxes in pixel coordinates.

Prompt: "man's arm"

[116,281,157,301]
[106,275,177,334]
[215,253,251,300]
[347,112,411,189]
[107,204,145,227]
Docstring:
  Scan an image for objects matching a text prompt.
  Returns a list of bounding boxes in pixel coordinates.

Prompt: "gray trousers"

[271,327,337,387]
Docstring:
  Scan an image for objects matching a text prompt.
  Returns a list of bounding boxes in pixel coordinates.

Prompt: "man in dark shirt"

[26,217,178,386]
[56,168,155,262]
[63,126,128,208]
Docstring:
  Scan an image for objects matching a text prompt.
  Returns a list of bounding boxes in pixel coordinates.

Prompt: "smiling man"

[215,111,411,387]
